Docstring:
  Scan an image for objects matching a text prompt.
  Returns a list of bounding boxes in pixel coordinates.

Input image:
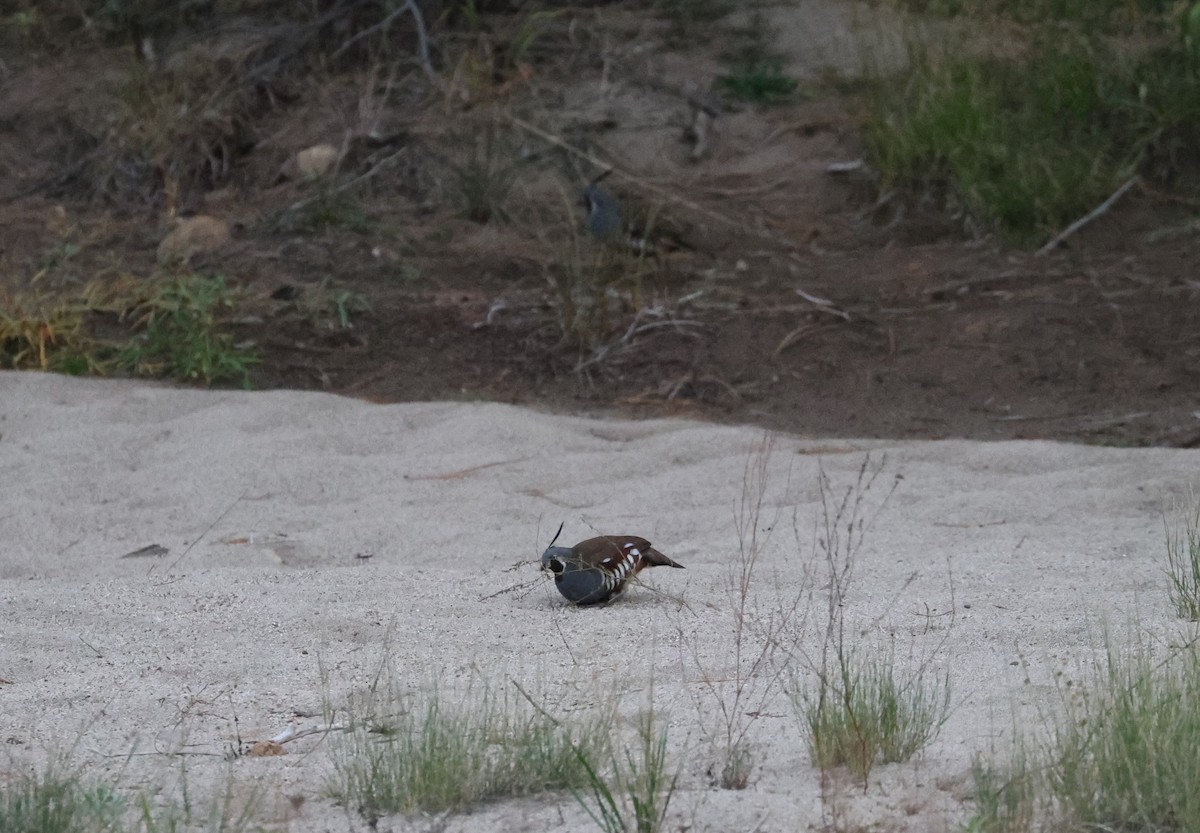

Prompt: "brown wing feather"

[574,536,640,568]
[575,536,683,570]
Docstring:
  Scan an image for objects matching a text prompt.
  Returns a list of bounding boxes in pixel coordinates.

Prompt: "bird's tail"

[644,547,684,569]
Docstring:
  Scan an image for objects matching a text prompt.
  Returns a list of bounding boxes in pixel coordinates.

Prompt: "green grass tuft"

[864,14,1200,243]
[115,272,258,388]
[0,765,123,833]
[962,751,1037,833]
[715,11,799,105]
[1048,638,1200,830]
[0,759,264,833]
[573,706,678,833]
[1165,499,1200,621]
[716,59,798,104]
[969,633,1200,832]
[448,125,520,224]
[329,679,615,819]
[795,646,951,780]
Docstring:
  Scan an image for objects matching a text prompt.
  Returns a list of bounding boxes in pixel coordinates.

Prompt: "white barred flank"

[599,544,642,593]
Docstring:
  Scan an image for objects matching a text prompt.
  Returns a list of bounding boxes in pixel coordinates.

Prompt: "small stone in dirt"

[248,740,286,757]
[295,144,340,179]
[157,215,231,264]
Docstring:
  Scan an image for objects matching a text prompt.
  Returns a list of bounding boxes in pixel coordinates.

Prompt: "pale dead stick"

[697,177,792,197]
[773,323,843,357]
[87,747,225,759]
[404,457,527,481]
[1036,174,1140,256]
[551,607,579,666]
[506,114,799,248]
[271,723,351,745]
[155,489,249,578]
[510,678,564,725]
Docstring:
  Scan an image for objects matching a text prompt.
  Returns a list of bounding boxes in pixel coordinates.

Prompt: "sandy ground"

[2,370,1197,831]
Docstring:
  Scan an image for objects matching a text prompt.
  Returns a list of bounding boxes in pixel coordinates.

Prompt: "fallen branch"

[271,722,350,745]
[1036,175,1140,256]
[332,0,442,92]
[773,323,842,357]
[922,269,1041,299]
[795,287,850,321]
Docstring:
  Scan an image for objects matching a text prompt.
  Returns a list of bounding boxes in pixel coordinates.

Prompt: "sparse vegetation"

[1165,497,1200,620]
[329,675,615,819]
[0,289,95,374]
[654,0,734,42]
[796,644,951,780]
[108,58,258,207]
[1046,636,1200,831]
[447,124,522,224]
[688,435,809,790]
[133,770,264,833]
[0,759,265,833]
[962,751,1036,833]
[3,0,1197,427]
[547,217,659,360]
[273,188,372,236]
[716,11,799,105]
[446,3,557,100]
[0,764,123,833]
[573,705,678,833]
[967,632,1200,832]
[899,0,1180,27]
[865,3,1200,243]
[716,61,799,105]
[110,271,258,388]
[289,278,370,331]
[791,457,950,782]
[0,270,258,386]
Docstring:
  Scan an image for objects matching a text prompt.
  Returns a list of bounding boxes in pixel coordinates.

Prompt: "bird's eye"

[547,558,565,574]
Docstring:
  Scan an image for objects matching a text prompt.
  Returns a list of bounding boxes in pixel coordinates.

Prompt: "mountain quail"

[541,529,684,606]
[582,184,624,241]
[581,183,685,254]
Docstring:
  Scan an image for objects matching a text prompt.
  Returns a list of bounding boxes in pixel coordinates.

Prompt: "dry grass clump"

[0,269,258,386]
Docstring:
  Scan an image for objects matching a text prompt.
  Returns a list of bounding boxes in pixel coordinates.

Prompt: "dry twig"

[1037,175,1140,256]
[332,0,442,91]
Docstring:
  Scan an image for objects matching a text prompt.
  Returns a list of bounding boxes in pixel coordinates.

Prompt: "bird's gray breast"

[542,546,615,605]
[583,185,623,240]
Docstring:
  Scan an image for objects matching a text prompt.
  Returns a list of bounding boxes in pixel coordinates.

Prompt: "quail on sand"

[541,526,684,605]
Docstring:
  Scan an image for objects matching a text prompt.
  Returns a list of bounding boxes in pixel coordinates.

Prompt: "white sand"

[2,371,1196,831]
